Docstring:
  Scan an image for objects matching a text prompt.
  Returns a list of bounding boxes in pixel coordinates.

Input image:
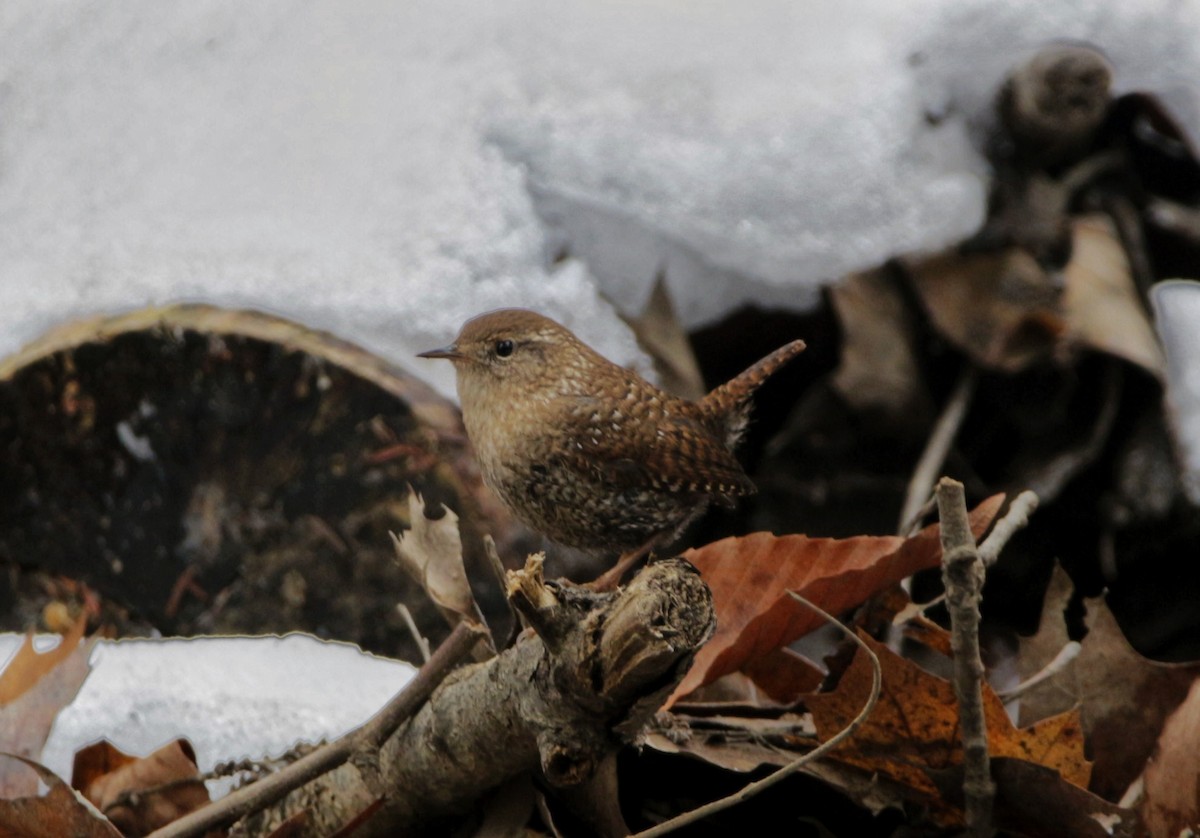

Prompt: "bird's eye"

[494,339,515,358]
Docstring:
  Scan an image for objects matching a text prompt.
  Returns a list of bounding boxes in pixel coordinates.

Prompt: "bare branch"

[999,641,1080,702]
[978,490,1039,566]
[899,367,977,535]
[395,603,431,663]
[936,477,994,836]
[148,621,485,838]
[483,534,522,647]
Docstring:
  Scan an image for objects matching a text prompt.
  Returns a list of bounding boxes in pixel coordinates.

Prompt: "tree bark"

[234,556,715,836]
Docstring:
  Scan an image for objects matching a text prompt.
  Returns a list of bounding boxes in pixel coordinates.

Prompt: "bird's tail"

[699,339,806,421]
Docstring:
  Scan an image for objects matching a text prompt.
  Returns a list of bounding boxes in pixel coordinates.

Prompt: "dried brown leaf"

[0,754,121,837]
[642,728,794,774]
[649,701,922,819]
[1140,677,1200,835]
[808,633,1090,823]
[668,495,1003,704]
[74,739,210,836]
[740,648,825,705]
[645,710,910,815]
[391,491,480,625]
[1062,215,1165,376]
[1018,563,1200,799]
[623,272,706,402]
[829,268,926,420]
[929,757,1138,838]
[905,248,1065,372]
[0,615,95,798]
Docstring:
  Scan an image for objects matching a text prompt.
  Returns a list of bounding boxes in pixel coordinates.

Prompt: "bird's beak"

[417,344,464,361]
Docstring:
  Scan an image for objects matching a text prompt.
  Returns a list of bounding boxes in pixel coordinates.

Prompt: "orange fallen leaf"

[668,495,1003,704]
[73,739,210,836]
[0,614,95,798]
[807,633,1090,822]
[0,612,89,705]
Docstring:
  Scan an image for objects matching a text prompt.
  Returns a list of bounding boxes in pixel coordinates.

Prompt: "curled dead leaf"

[73,739,210,836]
[391,491,494,658]
[391,491,476,622]
[668,495,1003,705]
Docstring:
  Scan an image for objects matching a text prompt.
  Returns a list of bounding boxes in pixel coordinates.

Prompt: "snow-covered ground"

[4,1,1196,397]
[2,632,416,793]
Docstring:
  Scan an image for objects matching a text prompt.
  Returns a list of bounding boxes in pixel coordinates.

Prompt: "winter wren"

[419,309,805,555]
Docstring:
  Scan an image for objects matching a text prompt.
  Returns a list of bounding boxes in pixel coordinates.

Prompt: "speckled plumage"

[419,309,805,553]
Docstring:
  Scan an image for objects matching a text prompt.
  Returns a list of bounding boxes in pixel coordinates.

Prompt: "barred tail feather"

[699,339,806,421]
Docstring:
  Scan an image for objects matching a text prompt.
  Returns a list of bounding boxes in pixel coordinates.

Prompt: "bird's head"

[418,309,594,404]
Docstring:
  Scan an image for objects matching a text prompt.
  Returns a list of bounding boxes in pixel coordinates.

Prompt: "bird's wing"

[553,400,756,499]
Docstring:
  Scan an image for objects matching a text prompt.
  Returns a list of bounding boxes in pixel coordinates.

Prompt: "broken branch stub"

[349,557,714,835]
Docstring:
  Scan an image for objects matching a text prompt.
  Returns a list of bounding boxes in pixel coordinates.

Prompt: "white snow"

[1152,281,1200,504]
[910,0,1200,150]
[2,1,1199,396]
[0,633,416,795]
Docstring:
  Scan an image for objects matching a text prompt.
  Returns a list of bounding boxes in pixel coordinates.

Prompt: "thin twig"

[483,534,524,646]
[631,592,881,838]
[535,791,566,838]
[1146,195,1200,244]
[103,757,277,815]
[148,620,485,838]
[589,540,656,591]
[1117,775,1144,811]
[104,778,211,817]
[395,603,431,663]
[936,478,994,836]
[999,641,1080,702]
[978,490,1038,566]
[898,366,977,535]
[359,621,484,750]
[905,488,1039,621]
[900,495,937,539]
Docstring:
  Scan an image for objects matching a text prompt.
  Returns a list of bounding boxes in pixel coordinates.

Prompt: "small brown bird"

[419,309,804,581]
